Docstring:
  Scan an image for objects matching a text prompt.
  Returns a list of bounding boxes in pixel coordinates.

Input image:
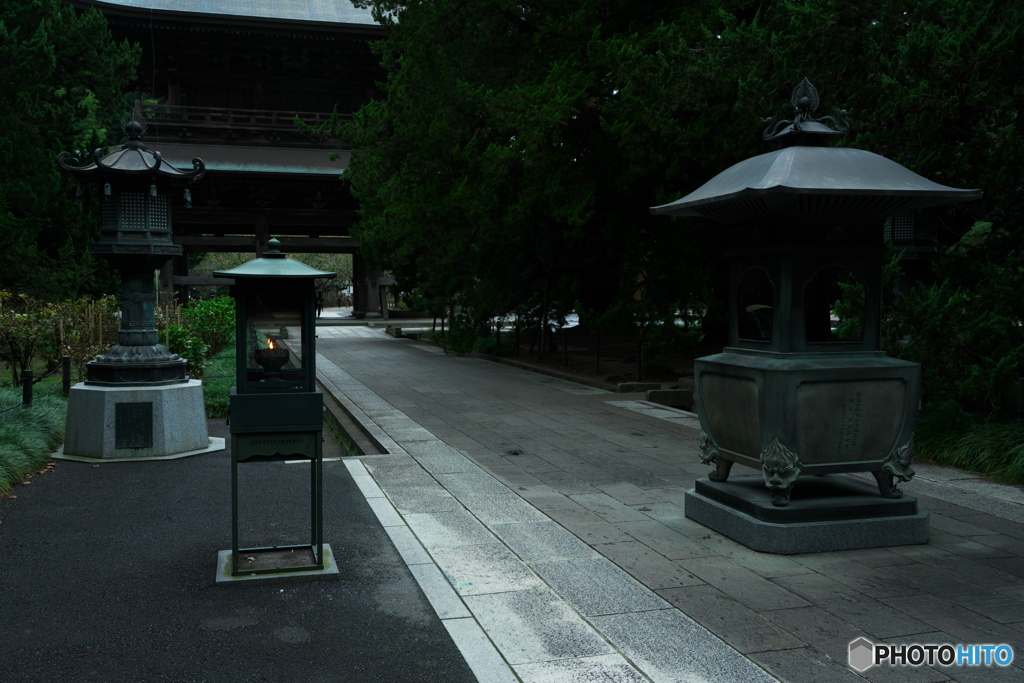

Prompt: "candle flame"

[267,338,275,349]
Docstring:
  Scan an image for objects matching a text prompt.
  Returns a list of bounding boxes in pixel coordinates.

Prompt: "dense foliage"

[339,0,1023,414]
[335,0,731,336]
[0,0,140,299]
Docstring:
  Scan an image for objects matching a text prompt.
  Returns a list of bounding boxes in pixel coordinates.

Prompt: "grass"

[914,406,1024,484]
[0,388,66,498]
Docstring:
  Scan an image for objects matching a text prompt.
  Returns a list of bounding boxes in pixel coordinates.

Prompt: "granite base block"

[684,476,929,554]
[63,380,210,460]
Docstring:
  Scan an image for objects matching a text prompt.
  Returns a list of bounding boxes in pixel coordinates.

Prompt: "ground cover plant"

[201,347,235,419]
[0,387,65,497]
[913,408,1024,485]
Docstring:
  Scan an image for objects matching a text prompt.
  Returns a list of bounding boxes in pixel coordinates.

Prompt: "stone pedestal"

[62,380,220,460]
[684,474,929,554]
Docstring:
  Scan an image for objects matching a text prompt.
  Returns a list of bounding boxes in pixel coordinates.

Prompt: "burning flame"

[267,338,276,349]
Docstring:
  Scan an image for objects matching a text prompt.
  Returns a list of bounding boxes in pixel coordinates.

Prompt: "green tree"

[331,0,729,337]
[337,0,1023,408]
[0,0,140,300]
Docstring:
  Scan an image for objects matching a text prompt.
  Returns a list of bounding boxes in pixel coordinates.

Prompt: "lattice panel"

[120,192,148,231]
[148,195,170,232]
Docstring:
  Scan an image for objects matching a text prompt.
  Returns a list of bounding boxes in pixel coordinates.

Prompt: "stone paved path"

[316,326,1024,682]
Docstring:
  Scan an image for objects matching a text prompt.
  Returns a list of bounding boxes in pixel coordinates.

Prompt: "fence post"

[22,369,33,406]
[62,355,72,397]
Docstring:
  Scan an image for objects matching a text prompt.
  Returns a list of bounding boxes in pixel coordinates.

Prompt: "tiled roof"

[84,0,378,26]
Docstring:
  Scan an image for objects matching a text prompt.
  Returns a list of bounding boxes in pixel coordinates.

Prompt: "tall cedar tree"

[343,0,728,332]
[0,0,139,299]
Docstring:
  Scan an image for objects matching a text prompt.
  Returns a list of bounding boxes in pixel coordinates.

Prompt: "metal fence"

[0,357,72,414]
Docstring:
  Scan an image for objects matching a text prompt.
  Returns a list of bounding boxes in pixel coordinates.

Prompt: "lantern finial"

[762,78,849,146]
[122,110,148,144]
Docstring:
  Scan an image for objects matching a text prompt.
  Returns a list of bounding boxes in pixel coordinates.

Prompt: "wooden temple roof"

[74,0,379,29]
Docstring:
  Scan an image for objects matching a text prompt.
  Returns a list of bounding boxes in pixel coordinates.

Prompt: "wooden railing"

[140,103,350,133]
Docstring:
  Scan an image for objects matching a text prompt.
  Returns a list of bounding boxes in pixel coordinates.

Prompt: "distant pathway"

[316,326,1024,683]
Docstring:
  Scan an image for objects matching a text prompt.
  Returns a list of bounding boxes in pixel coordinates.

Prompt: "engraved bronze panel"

[115,401,154,449]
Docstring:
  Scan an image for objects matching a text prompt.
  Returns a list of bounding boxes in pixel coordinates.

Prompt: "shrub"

[884,253,1024,416]
[182,297,235,356]
[51,295,120,379]
[166,324,210,378]
[0,292,56,385]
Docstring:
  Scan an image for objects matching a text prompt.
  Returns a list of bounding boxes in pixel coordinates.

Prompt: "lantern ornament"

[58,112,205,385]
[651,79,980,552]
[213,239,337,579]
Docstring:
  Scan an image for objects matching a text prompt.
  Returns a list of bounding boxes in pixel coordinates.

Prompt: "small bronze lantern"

[214,239,336,578]
[651,80,979,552]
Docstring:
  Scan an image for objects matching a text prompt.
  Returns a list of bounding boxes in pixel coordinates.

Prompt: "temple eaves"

[72,0,379,28]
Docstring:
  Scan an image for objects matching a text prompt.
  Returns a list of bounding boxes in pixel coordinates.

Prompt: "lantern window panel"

[736,267,775,343]
[244,289,307,391]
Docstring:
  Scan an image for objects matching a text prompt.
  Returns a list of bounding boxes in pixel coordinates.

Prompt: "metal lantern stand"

[213,239,337,580]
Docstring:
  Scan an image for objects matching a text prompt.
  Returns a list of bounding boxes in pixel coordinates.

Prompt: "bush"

[884,225,1024,416]
[182,297,235,356]
[166,324,210,378]
[0,292,56,385]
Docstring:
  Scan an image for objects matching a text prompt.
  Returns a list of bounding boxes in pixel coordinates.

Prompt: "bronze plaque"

[236,432,318,461]
[115,402,153,449]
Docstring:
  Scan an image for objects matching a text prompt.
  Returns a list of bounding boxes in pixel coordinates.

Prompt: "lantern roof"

[57,113,205,187]
[651,79,981,224]
[214,239,337,279]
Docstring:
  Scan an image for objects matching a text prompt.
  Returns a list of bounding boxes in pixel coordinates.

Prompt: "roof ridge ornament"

[762,78,849,146]
[122,109,148,143]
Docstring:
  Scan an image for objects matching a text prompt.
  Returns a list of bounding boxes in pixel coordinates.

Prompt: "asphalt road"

[0,419,475,683]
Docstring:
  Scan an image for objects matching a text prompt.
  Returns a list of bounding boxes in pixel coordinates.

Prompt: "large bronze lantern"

[651,80,980,551]
[57,114,213,460]
[214,240,336,579]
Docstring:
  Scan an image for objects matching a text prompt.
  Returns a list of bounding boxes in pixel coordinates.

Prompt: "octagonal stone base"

[685,475,929,554]
[62,380,214,460]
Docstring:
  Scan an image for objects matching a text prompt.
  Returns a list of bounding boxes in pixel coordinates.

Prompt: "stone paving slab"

[589,609,778,683]
[316,327,1024,682]
[431,542,547,596]
[513,654,649,683]
[531,557,670,616]
[466,588,616,666]
[658,584,808,654]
